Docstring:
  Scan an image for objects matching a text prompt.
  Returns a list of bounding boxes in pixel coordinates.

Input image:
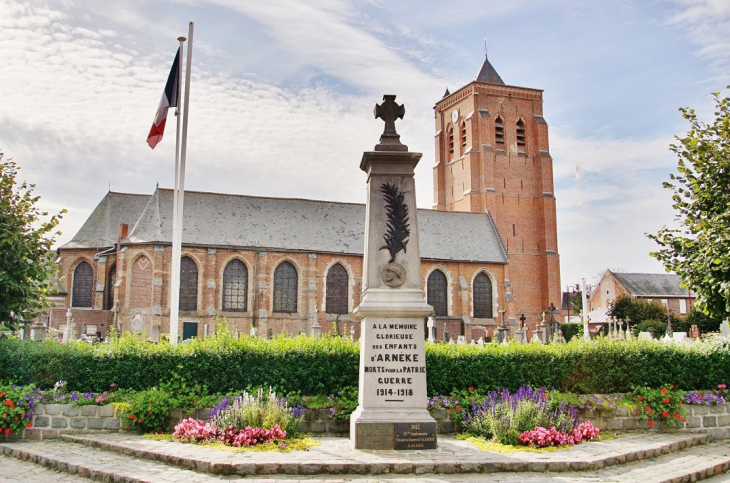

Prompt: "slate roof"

[64,188,508,264]
[474,56,505,85]
[613,272,689,298]
[59,192,151,249]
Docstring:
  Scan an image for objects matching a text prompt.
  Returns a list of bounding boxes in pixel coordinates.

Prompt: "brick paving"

[0,433,729,482]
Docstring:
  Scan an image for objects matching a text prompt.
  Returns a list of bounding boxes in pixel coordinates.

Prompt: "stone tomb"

[350,95,437,450]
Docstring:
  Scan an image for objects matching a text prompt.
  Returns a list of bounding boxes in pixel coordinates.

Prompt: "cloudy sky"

[1,0,729,291]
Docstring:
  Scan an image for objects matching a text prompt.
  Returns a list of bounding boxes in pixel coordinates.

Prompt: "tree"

[648,88,730,321]
[0,153,65,330]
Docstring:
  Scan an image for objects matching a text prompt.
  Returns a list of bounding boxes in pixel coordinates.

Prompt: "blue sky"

[1,0,728,293]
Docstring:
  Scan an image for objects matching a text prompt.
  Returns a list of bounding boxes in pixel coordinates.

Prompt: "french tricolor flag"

[147,48,181,149]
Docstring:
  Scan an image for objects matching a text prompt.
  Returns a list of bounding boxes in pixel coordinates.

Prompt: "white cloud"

[668,0,730,72]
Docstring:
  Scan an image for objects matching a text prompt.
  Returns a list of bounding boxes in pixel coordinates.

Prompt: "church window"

[495,116,505,148]
[105,264,116,310]
[427,270,448,317]
[179,256,198,311]
[72,261,94,308]
[473,272,493,319]
[326,263,348,315]
[273,261,298,313]
[516,119,526,150]
[223,259,248,312]
[448,126,454,155]
[460,121,467,154]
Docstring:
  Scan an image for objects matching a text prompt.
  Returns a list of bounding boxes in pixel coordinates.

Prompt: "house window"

[326,263,348,315]
[179,256,198,311]
[427,270,448,317]
[679,299,687,314]
[273,261,298,313]
[448,126,454,155]
[223,259,248,312]
[516,119,526,150]
[495,116,505,148]
[473,272,493,318]
[72,261,94,308]
[105,264,116,310]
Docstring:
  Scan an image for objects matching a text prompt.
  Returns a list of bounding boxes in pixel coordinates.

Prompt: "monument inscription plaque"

[394,422,437,450]
[350,95,437,450]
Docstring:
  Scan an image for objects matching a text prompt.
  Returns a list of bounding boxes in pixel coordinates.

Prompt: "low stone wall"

[24,404,122,440]
[14,400,730,441]
[587,403,730,440]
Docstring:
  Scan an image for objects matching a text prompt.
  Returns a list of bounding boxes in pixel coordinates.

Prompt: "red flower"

[4,428,11,434]
[661,388,668,394]
[147,411,152,415]
[543,392,549,398]
[456,407,462,412]
[129,414,136,420]
[449,409,453,413]
[663,398,670,404]
[683,418,687,423]
[675,414,682,419]
[670,384,674,389]
[139,419,144,424]
[25,423,32,428]
[193,401,198,406]
[662,411,669,417]
[0,392,5,398]
[647,421,655,426]
[468,387,474,392]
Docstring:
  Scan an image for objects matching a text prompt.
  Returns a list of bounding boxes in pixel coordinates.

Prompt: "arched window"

[516,118,526,150]
[179,256,198,311]
[273,262,298,313]
[105,263,116,310]
[495,116,505,148]
[326,263,348,315]
[473,272,493,319]
[223,259,248,312]
[427,270,448,317]
[448,126,454,155]
[72,261,94,308]
[460,121,467,154]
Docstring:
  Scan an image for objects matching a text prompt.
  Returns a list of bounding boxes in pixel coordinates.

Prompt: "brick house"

[49,55,561,343]
[589,270,695,316]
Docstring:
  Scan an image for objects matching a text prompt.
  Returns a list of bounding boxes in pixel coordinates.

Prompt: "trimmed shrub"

[2,335,730,395]
[560,323,583,342]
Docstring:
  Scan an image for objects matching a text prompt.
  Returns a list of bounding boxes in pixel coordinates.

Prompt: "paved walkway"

[0,432,729,482]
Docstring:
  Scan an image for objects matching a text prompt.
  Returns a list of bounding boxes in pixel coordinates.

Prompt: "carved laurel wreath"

[379,183,410,263]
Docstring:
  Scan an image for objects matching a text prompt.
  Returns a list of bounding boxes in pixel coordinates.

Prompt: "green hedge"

[2,333,729,395]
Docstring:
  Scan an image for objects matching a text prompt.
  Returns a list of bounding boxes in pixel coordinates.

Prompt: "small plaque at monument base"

[394,422,437,450]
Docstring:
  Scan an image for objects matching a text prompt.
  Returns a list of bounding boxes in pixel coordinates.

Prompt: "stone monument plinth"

[350,95,437,450]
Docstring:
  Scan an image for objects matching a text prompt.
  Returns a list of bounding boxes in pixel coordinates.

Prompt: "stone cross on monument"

[350,95,437,450]
[373,95,407,151]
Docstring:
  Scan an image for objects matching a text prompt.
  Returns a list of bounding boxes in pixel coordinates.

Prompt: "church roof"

[612,272,689,298]
[63,189,508,264]
[60,192,151,249]
[474,56,505,85]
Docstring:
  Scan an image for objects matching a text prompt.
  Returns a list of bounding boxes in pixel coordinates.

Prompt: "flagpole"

[169,38,186,345]
[170,23,193,346]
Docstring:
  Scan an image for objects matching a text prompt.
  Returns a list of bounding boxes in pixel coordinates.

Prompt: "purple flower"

[291,405,305,418]
[71,393,78,402]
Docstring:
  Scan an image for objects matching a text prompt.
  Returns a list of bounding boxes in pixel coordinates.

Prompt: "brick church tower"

[432,55,561,328]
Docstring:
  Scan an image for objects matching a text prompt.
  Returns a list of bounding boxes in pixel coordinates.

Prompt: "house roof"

[474,55,505,85]
[612,272,689,297]
[63,188,508,264]
[59,192,151,249]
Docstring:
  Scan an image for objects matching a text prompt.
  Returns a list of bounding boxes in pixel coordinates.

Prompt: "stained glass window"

[223,259,248,312]
[72,261,94,308]
[473,272,493,319]
[179,256,198,311]
[326,263,348,315]
[273,262,298,313]
[427,270,448,317]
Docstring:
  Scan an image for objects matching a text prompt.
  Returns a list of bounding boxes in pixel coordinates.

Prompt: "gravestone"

[638,331,653,341]
[689,324,700,340]
[350,95,437,450]
[477,337,484,348]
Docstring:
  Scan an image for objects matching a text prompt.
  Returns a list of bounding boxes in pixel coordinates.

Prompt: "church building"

[47,56,561,343]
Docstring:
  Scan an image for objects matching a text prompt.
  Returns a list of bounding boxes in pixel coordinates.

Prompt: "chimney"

[118,223,129,241]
